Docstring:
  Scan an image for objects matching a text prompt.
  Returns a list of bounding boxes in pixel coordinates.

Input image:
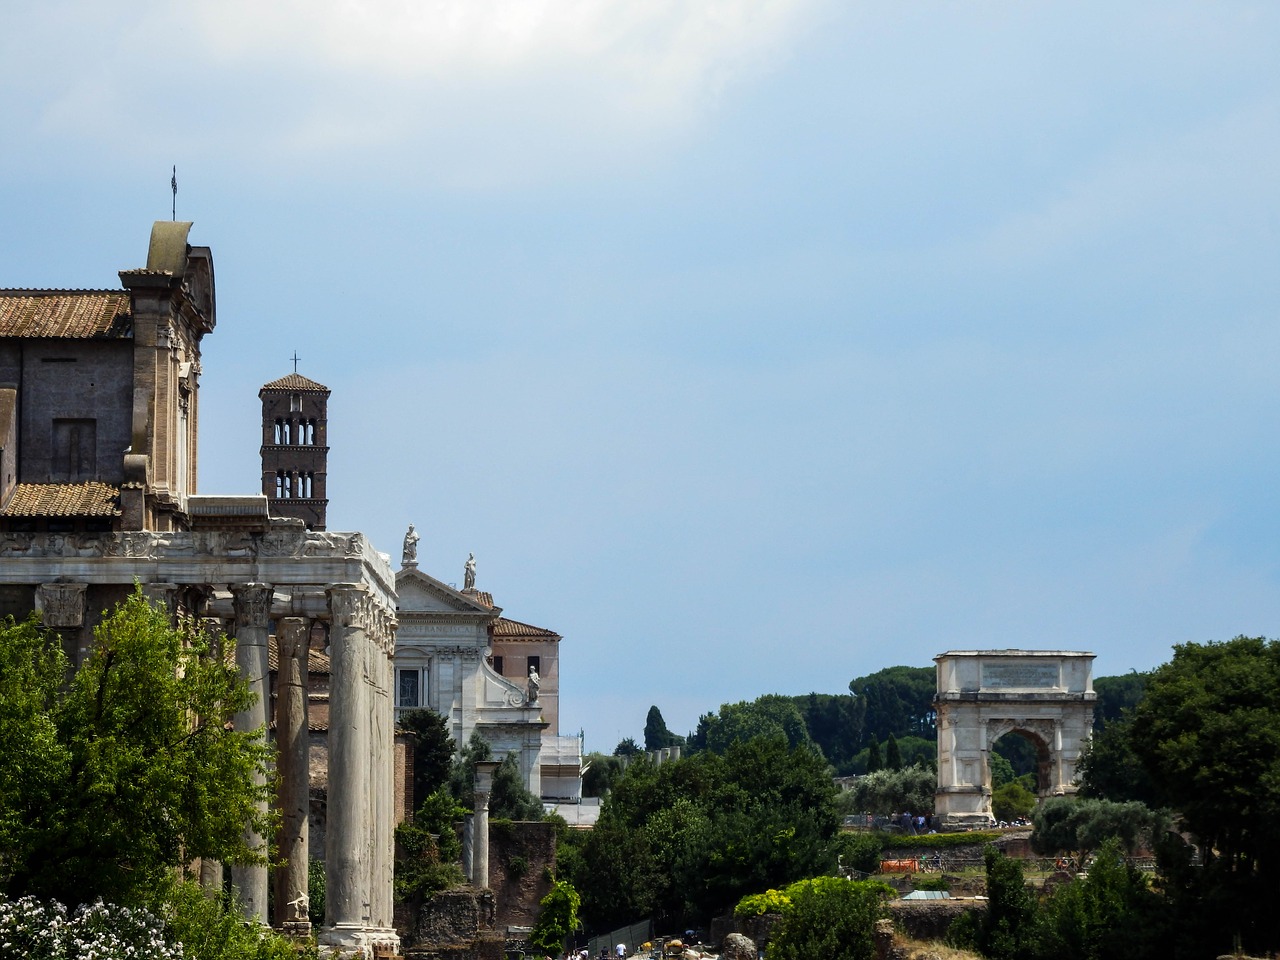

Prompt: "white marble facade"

[933,650,1096,830]
[394,566,549,798]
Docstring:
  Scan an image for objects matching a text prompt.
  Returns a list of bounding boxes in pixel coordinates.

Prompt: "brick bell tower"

[260,372,330,530]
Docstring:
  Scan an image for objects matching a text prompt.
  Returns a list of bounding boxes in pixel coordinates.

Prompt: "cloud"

[1,0,823,186]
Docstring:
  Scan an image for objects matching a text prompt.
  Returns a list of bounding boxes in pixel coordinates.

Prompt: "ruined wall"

[487,821,555,930]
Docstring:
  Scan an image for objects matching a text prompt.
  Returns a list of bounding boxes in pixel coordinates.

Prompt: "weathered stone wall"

[488,820,555,930]
[889,899,983,941]
[405,888,504,960]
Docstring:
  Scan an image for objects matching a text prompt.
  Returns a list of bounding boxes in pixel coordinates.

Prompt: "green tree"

[490,752,544,821]
[528,880,583,954]
[1091,672,1147,729]
[644,705,683,751]
[449,729,492,802]
[848,665,937,744]
[1036,837,1167,960]
[1030,797,1166,866]
[581,752,625,797]
[766,876,891,960]
[703,695,813,754]
[1126,636,1280,952]
[992,779,1037,823]
[395,787,468,904]
[1074,720,1157,804]
[399,708,456,806]
[0,593,273,906]
[949,847,1038,960]
[613,737,641,757]
[884,733,902,771]
[849,765,935,816]
[989,751,1017,788]
[866,737,882,773]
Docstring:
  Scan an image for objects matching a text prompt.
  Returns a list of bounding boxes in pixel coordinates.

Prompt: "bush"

[160,881,307,960]
[734,888,791,919]
[766,877,892,960]
[528,880,582,954]
[832,832,883,874]
[0,896,181,960]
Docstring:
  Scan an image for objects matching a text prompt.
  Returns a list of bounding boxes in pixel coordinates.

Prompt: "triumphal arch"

[934,650,1095,830]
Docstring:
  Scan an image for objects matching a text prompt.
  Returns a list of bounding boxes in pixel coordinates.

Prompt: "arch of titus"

[934,650,1095,830]
[0,223,398,955]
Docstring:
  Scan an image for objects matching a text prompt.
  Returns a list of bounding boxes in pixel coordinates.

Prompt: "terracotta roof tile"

[0,291,132,339]
[261,373,329,393]
[2,482,120,517]
[491,617,561,640]
[266,636,331,674]
[461,589,494,608]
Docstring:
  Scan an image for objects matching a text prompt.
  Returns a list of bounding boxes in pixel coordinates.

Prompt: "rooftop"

[0,291,132,339]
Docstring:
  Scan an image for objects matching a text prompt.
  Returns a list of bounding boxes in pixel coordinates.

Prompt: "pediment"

[396,567,500,617]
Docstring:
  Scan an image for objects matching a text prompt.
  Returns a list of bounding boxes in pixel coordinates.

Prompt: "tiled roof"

[261,373,329,393]
[461,589,494,608]
[0,291,132,339]
[2,482,120,517]
[492,617,561,640]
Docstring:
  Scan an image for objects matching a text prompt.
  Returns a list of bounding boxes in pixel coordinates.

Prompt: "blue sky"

[2,1,1279,751]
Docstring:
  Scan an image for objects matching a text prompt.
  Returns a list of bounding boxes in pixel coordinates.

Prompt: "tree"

[1030,797,1166,867]
[0,592,273,906]
[449,729,493,802]
[528,880,583,954]
[490,752,544,821]
[884,733,902,771]
[644,705,683,751]
[1091,672,1147,729]
[1074,719,1157,804]
[399,708,456,806]
[992,779,1037,823]
[848,666,937,744]
[581,752,625,797]
[766,876,891,960]
[394,788,468,904]
[866,737,882,773]
[948,847,1037,960]
[613,737,641,757]
[849,765,935,816]
[702,695,813,754]
[1126,636,1280,951]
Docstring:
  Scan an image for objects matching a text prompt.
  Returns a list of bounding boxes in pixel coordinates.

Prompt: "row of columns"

[219,582,397,953]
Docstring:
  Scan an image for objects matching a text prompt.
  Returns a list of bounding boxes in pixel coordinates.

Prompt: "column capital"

[35,582,87,628]
[327,583,370,630]
[230,583,273,629]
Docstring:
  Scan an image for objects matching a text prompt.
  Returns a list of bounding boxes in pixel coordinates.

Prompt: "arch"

[933,651,1095,831]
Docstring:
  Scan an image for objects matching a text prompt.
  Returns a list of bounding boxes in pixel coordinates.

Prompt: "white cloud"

[1,0,823,186]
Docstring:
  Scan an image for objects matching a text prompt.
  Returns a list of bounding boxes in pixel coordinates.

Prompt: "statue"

[527,665,540,703]
[402,523,419,566]
[464,552,476,590]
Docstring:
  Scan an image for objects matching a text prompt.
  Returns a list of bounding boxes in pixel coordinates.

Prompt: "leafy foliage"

[734,887,791,918]
[1030,797,1166,864]
[848,666,937,744]
[765,877,892,960]
[948,847,1037,960]
[581,752,626,797]
[572,736,841,927]
[992,779,1036,823]
[0,594,273,906]
[399,708,456,804]
[644,706,683,751]
[528,880,583,954]
[831,832,882,874]
[490,752,545,821]
[159,881,308,960]
[701,695,813,754]
[848,764,935,815]
[395,788,468,904]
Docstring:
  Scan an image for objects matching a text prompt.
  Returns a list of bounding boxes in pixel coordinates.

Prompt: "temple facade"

[0,223,398,956]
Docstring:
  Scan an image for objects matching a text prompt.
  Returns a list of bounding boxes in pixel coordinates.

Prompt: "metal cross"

[291,352,300,373]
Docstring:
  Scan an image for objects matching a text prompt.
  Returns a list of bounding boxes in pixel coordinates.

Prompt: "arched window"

[306,420,316,444]
[274,419,283,444]
[275,471,285,498]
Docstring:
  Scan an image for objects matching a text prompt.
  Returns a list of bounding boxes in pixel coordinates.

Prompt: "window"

[492,656,504,676]
[527,656,540,676]
[290,394,302,413]
[397,668,423,709]
[52,419,96,481]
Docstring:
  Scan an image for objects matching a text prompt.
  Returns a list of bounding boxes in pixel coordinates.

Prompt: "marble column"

[230,582,272,923]
[274,617,311,936]
[472,761,501,889]
[324,584,371,934]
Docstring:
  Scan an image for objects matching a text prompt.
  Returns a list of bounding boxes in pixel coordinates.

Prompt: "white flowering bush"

[0,896,183,960]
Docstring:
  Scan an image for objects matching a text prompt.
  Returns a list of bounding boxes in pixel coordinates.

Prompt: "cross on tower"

[291,352,300,374]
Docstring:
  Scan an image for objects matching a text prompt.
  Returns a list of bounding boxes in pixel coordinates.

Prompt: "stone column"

[36,582,88,665]
[371,614,393,931]
[230,582,272,923]
[274,617,311,936]
[324,584,371,935]
[472,761,501,890]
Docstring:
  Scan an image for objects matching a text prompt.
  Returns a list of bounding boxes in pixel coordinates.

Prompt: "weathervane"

[170,166,177,221]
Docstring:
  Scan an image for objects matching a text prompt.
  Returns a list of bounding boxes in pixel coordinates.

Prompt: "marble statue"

[464,552,476,590]
[402,523,419,566]
[527,665,540,703]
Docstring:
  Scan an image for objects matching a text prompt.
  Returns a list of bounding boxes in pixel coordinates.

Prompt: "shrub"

[766,877,892,960]
[528,880,582,954]
[734,888,791,919]
[0,896,181,960]
[832,832,883,874]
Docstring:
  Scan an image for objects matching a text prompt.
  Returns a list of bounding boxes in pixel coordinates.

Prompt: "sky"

[2,1,1279,752]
